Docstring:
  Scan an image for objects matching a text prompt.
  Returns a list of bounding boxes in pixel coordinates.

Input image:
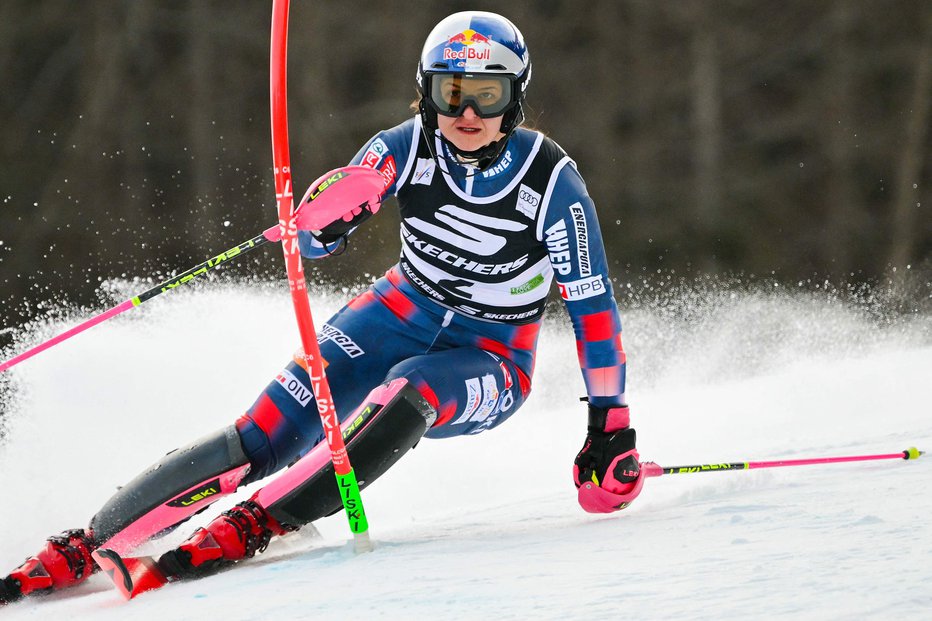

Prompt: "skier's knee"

[235,361,325,482]
[384,357,441,411]
[259,378,437,527]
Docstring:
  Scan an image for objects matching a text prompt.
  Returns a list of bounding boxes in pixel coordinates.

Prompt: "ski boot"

[0,529,98,605]
[158,499,291,581]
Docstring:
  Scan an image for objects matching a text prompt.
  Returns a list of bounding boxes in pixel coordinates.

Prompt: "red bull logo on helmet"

[447,29,491,45]
[443,29,492,62]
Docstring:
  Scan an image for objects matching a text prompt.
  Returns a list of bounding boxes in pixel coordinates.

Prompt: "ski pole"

[269,0,371,552]
[0,225,280,373]
[641,447,923,477]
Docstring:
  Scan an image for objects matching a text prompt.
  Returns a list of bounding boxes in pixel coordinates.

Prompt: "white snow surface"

[1,281,930,620]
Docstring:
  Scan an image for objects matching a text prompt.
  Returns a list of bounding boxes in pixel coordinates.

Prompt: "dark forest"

[1,1,929,337]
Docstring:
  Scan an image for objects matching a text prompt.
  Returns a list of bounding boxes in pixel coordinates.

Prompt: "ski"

[92,549,170,601]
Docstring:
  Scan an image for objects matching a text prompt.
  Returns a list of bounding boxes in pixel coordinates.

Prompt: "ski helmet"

[416,11,532,166]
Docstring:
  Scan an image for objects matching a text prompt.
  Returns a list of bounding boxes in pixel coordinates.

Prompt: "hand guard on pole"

[573,403,645,513]
[292,165,384,245]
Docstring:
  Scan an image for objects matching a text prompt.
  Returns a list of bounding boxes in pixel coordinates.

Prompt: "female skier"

[1,11,642,602]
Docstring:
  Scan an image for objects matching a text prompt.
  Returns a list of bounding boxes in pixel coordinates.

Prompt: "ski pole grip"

[903,447,923,460]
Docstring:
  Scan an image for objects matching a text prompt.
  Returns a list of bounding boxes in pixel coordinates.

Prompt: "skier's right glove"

[312,201,380,245]
[573,404,645,513]
[294,165,384,245]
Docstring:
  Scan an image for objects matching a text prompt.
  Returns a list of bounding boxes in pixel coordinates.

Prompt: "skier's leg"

[88,425,252,552]
[1,285,426,602]
[257,346,531,530]
[231,279,439,484]
[262,346,530,522]
[153,346,528,580]
[156,377,437,579]
[97,293,414,539]
[0,425,255,605]
[81,348,362,560]
[389,347,531,438]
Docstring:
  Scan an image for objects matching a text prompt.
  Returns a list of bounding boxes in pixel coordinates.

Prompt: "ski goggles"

[426,73,518,118]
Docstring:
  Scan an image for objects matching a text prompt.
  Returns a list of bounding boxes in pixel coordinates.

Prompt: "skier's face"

[432,76,506,153]
[437,106,505,153]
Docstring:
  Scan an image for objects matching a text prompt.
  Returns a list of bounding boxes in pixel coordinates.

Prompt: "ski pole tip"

[353,530,374,554]
[903,447,923,460]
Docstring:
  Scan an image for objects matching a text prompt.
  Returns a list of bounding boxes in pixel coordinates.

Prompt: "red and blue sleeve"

[541,163,626,409]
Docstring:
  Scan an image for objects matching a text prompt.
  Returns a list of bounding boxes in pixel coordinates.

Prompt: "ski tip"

[92,549,167,601]
[903,447,923,460]
[93,549,134,600]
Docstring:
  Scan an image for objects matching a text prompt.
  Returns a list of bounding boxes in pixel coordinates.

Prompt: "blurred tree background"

[1,0,929,339]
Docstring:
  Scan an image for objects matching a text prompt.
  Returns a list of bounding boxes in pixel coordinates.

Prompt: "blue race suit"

[236,117,627,483]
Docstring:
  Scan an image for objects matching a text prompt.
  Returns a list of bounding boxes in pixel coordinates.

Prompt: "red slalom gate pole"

[641,447,924,478]
[269,0,371,552]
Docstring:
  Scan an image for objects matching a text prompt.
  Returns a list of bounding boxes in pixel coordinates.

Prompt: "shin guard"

[256,378,436,527]
[89,425,251,554]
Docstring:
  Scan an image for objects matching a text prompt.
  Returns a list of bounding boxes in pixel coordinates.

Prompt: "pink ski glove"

[573,404,644,513]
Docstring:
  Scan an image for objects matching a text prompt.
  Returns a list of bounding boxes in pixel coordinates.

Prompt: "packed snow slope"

[1,278,930,620]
